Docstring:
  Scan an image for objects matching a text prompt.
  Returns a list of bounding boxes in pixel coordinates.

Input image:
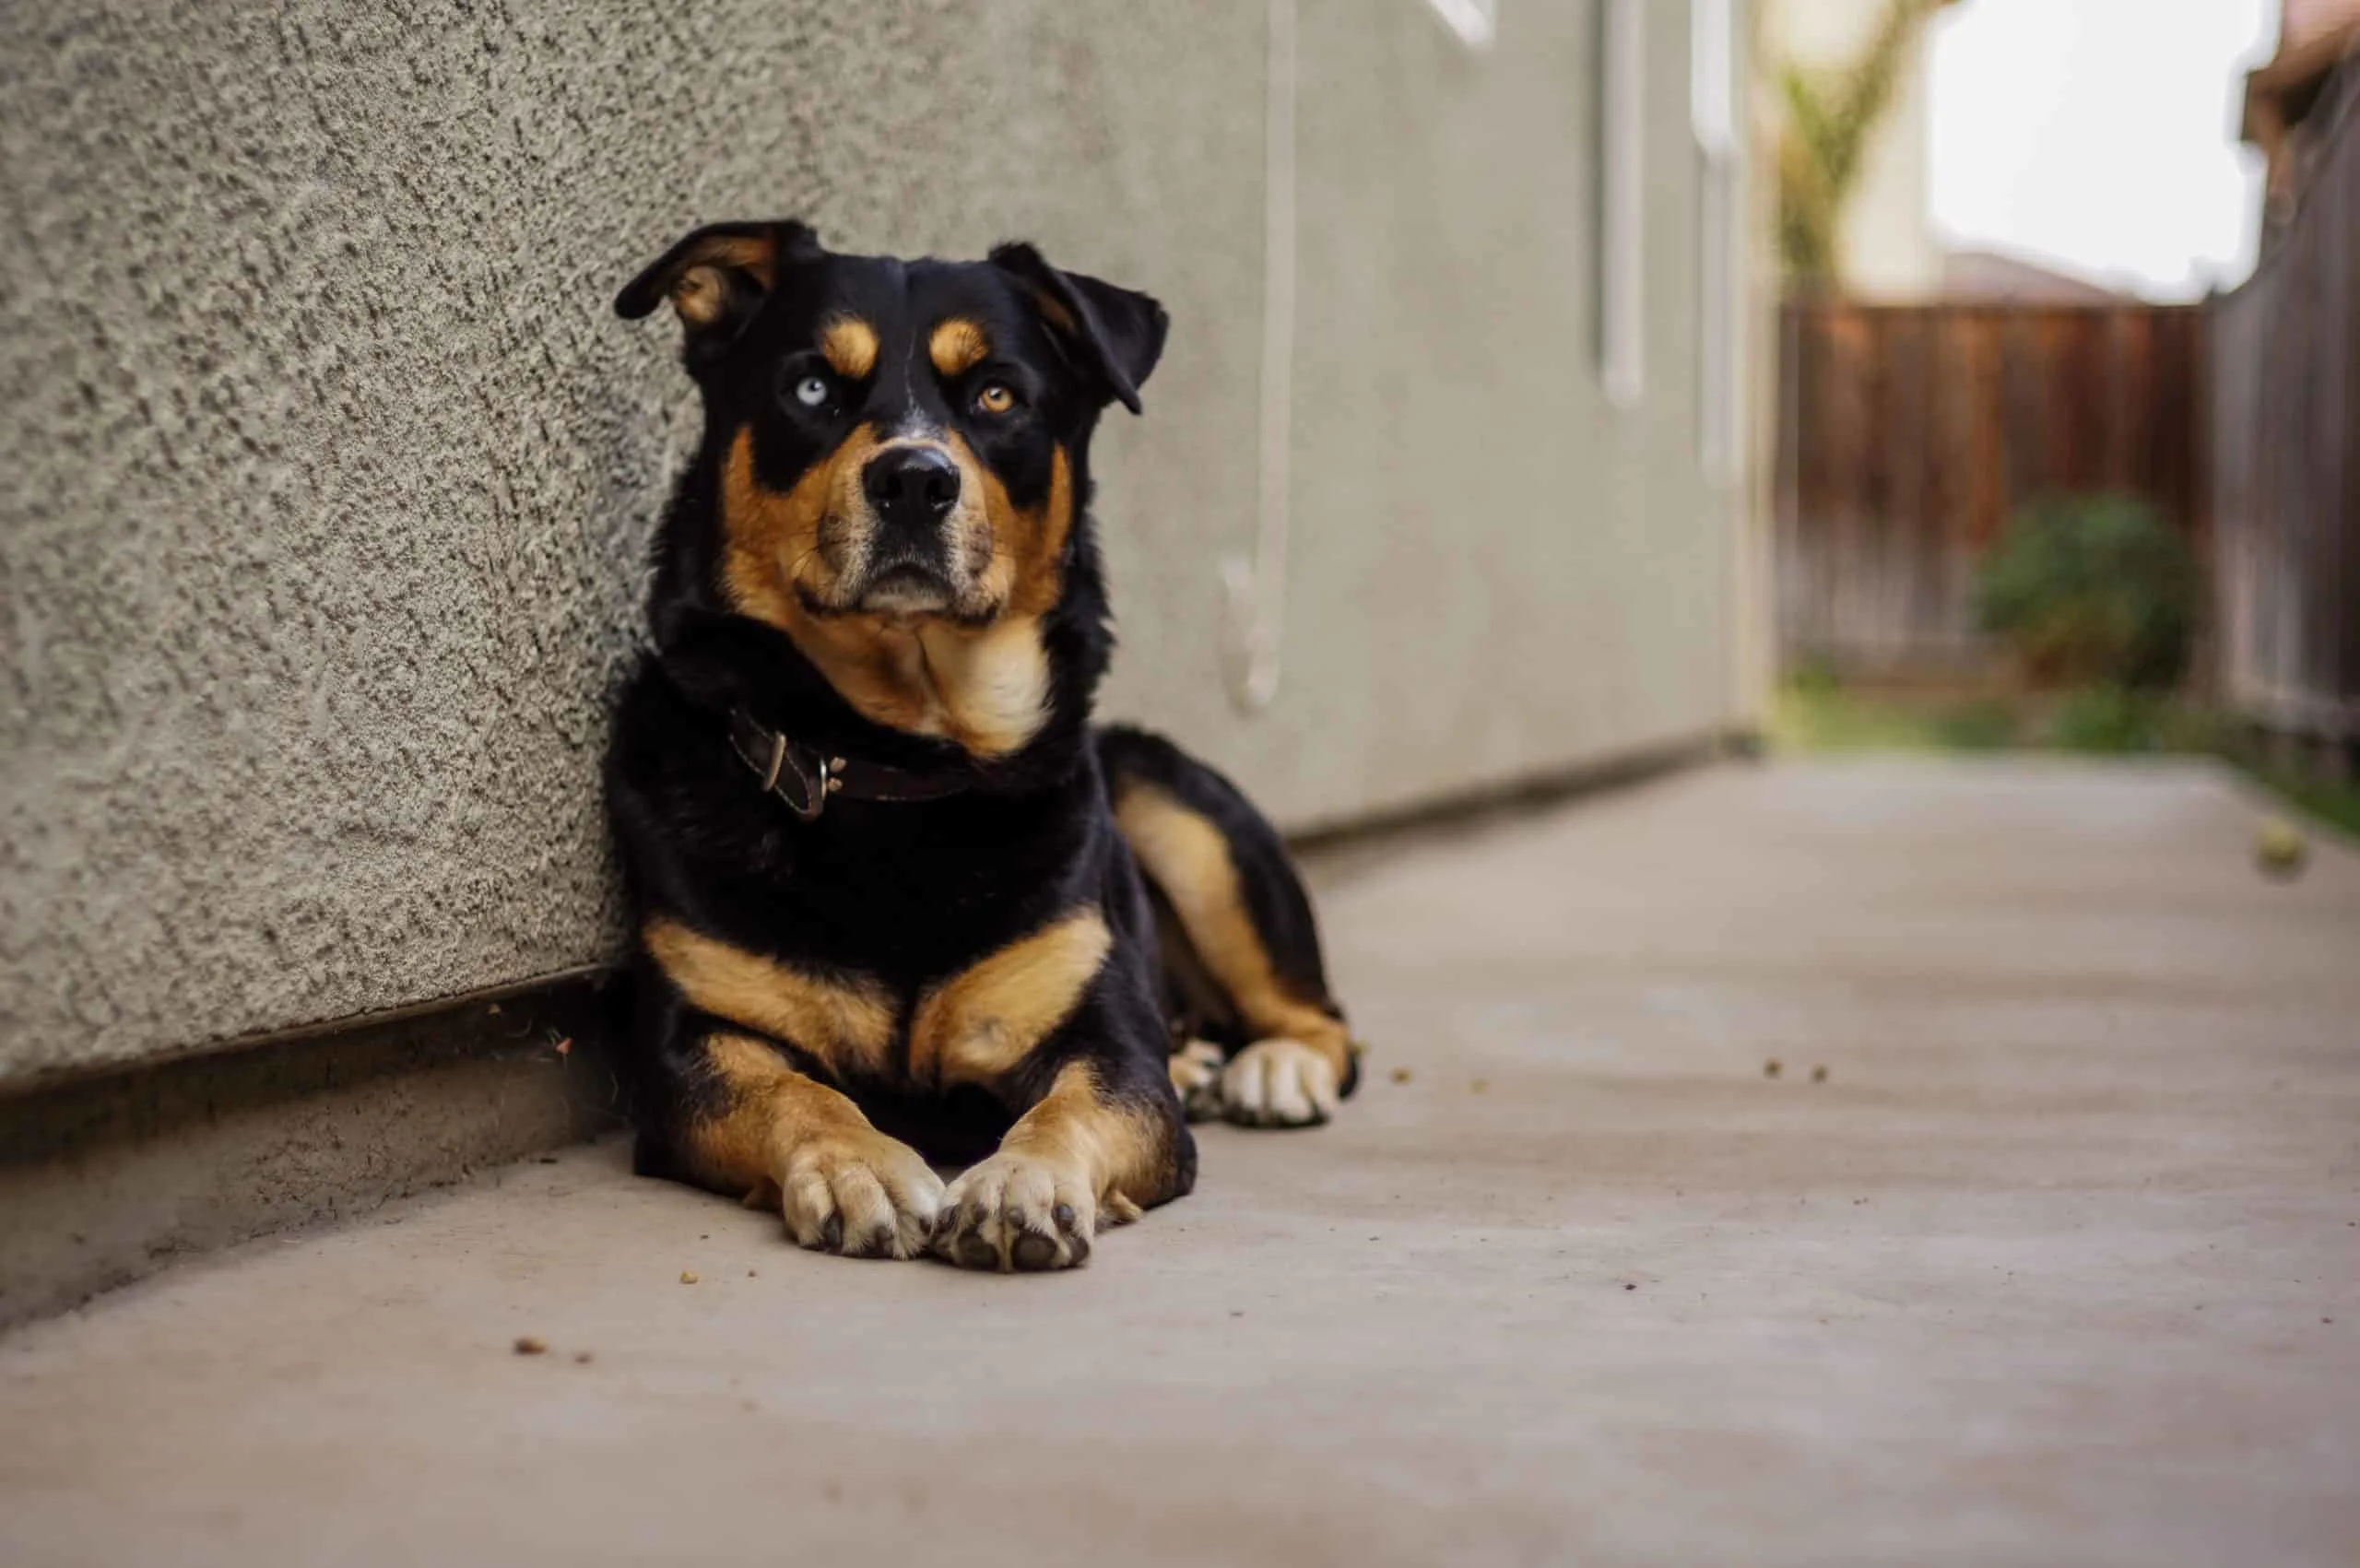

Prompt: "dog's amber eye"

[975,383,1016,416]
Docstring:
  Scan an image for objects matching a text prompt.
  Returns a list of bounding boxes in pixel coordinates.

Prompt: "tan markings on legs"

[821,315,880,380]
[928,317,991,377]
[682,1033,943,1258]
[1112,783,1351,1076]
[643,917,897,1080]
[908,911,1111,1089]
[935,1059,1182,1272]
[1168,1039,1226,1123]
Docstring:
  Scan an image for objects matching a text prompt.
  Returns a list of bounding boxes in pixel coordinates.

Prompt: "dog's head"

[617,220,1164,637]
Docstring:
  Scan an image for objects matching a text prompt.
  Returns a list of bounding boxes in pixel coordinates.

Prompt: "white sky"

[1927,0,2283,299]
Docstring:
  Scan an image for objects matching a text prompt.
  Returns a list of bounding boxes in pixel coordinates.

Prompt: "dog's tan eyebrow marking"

[643,917,898,1079]
[906,909,1111,1088]
[821,316,880,380]
[928,317,991,378]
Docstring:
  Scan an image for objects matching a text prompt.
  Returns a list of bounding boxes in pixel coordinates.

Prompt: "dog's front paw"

[1221,1038,1339,1128]
[932,1152,1095,1272]
[777,1129,944,1259]
[1169,1040,1227,1123]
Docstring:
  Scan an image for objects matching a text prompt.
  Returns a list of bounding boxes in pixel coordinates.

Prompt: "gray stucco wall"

[0,1,1742,1086]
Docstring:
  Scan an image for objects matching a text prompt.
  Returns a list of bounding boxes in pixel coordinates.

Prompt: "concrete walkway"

[4,759,2356,1567]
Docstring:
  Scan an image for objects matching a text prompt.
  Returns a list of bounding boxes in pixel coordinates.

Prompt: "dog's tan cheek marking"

[928,317,990,378]
[821,316,879,380]
[644,917,898,1080]
[978,443,1074,622]
[721,425,852,631]
[678,1032,874,1200]
[1000,1058,1182,1212]
[908,911,1111,1089]
[938,431,1002,599]
[1113,784,1352,1077]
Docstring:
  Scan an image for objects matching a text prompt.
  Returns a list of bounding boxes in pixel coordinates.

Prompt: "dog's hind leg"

[1097,725,1361,1128]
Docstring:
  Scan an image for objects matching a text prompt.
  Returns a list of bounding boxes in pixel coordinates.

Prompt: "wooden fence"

[2212,64,2360,749]
[1774,301,2206,677]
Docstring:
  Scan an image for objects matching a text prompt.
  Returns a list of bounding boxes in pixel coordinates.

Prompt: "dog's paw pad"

[932,1153,1094,1272]
[777,1131,944,1259]
[1169,1040,1226,1123]
[1221,1038,1339,1129]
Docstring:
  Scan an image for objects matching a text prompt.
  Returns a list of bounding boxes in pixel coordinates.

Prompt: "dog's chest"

[667,837,1111,1094]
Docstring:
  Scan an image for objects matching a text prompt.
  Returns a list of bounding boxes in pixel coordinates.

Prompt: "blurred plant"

[2043,686,2162,753]
[1786,654,1844,696]
[1931,698,2019,751]
[1776,0,1942,289]
[1976,494,2197,690]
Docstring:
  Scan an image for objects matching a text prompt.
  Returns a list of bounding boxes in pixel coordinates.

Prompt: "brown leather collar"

[726,707,975,820]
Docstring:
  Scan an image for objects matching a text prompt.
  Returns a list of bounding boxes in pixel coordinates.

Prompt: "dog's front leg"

[931,986,1195,1273]
[680,1032,946,1259]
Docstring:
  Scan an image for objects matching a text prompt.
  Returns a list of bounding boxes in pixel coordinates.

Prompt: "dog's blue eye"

[793,374,832,408]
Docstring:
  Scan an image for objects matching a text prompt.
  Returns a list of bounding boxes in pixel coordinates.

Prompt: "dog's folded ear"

[615,219,824,354]
[988,243,1168,416]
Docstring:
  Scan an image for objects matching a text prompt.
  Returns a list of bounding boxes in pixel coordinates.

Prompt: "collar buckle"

[730,711,830,821]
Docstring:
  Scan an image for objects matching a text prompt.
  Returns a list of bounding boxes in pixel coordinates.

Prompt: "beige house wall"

[0,1,1750,1086]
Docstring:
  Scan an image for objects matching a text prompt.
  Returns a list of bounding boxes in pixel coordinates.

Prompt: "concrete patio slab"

[3,758,2355,1567]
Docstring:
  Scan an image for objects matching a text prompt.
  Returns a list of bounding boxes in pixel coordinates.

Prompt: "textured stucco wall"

[0,1,1740,1085]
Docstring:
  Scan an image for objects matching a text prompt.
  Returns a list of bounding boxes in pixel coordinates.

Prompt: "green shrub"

[1930,698,2020,751]
[1976,494,2197,690]
[2045,686,2162,753]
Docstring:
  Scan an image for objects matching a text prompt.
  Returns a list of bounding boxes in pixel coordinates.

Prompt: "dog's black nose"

[863,446,961,530]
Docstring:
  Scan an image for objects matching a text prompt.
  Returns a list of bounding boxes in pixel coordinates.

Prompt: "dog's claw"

[934,1151,1097,1273]
[1221,1038,1339,1129]
[774,1130,943,1259]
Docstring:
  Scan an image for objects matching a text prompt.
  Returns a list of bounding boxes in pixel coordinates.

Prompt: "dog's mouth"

[856,560,954,615]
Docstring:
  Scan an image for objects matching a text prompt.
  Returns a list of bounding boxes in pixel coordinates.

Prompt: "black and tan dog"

[606,220,1359,1271]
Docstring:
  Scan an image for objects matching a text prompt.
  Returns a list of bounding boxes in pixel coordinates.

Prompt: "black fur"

[605,221,1351,1256]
